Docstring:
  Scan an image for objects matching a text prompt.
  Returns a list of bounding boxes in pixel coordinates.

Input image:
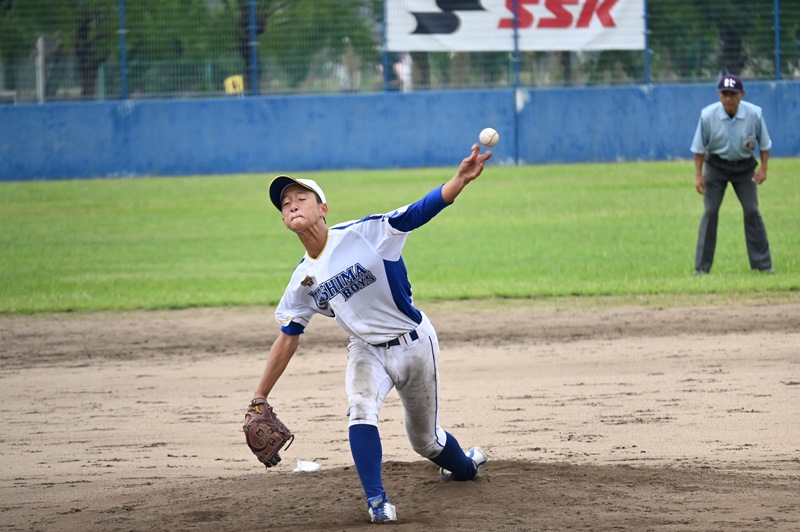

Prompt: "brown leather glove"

[243,397,294,468]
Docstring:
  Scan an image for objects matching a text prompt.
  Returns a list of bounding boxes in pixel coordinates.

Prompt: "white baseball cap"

[269,175,327,211]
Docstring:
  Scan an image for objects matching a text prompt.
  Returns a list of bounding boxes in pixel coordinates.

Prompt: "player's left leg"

[731,171,772,271]
[391,313,485,480]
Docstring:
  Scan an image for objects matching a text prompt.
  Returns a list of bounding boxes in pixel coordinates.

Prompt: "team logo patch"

[310,263,377,309]
[301,276,315,287]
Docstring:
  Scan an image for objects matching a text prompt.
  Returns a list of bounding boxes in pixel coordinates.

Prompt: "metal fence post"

[36,36,45,103]
[512,0,520,166]
[99,64,106,101]
[119,0,128,100]
[512,0,520,88]
[774,0,781,81]
[643,0,650,84]
[382,0,390,92]
[249,0,259,96]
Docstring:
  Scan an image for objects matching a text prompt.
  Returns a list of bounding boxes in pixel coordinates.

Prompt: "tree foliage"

[647,0,790,80]
[214,0,379,92]
[0,0,795,100]
[0,0,379,98]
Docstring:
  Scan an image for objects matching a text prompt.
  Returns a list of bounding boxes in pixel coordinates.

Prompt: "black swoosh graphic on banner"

[411,0,485,35]
[436,0,485,9]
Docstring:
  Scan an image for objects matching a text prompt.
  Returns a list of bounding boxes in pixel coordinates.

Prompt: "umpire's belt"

[706,154,757,173]
[372,330,419,348]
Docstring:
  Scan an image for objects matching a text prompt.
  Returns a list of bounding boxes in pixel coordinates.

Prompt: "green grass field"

[1,158,799,314]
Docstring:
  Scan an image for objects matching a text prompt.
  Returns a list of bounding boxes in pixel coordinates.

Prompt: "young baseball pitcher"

[244,144,492,524]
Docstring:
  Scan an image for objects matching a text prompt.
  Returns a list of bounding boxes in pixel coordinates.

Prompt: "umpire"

[690,73,774,275]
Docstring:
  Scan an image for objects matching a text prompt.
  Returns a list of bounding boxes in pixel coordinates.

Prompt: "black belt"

[706,154,757,172]
[372,330,419,348]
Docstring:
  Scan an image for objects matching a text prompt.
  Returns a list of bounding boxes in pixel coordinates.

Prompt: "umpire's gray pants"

[695,164,772,272]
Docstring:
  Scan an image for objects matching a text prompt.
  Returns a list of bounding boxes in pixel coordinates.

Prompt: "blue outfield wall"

[519,82,799,165]
[1,82,798,181]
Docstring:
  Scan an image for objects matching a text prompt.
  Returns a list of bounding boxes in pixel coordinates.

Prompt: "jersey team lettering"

[310,263,377,309]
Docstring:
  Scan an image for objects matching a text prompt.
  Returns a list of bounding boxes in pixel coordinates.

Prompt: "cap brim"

[269,175,327,211]
[269,175,299,211]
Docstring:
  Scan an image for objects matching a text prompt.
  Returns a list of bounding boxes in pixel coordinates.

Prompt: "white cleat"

[467,447,488,473]
[439,446,488,479]
[367,492,397,523]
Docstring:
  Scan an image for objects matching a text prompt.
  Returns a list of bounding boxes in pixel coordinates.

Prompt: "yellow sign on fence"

[224,75,244,95]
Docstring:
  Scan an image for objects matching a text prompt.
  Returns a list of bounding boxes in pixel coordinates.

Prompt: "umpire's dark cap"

[718,74,744,93]
[269,175,327,211]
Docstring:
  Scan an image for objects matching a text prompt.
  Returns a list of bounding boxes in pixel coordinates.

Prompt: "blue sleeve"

[280,321,306,335]
[387,185,450,232]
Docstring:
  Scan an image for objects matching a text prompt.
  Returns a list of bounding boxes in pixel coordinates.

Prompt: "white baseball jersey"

[275,186,450,344]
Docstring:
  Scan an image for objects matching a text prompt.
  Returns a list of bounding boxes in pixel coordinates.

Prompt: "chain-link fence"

[1,0,798,104]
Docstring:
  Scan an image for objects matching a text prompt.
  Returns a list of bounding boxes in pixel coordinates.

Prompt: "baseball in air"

[479,127,499,147]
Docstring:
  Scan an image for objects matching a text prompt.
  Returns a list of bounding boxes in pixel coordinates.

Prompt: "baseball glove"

[243,397,294,468]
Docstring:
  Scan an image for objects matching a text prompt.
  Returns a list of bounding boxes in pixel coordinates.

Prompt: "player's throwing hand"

[442,144,492,203]
[459,143,492,182]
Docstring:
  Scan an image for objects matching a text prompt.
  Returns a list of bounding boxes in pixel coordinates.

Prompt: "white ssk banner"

[387,0,645,52]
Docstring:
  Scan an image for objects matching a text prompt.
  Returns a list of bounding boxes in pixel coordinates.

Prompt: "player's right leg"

[346,340,397,522]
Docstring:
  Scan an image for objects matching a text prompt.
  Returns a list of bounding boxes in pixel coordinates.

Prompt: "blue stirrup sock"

[349,424,385,499]
[431,431,476,480]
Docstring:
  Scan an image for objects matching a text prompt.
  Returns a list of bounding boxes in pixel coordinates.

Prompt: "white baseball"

[479,127,499,147]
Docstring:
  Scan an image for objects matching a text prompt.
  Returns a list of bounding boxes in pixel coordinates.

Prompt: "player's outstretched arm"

[442,144,492,204]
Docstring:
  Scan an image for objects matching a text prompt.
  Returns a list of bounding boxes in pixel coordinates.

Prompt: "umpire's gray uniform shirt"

[691,100,772,160]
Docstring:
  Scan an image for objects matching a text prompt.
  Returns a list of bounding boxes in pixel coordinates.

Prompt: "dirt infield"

[1,299,799,531]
